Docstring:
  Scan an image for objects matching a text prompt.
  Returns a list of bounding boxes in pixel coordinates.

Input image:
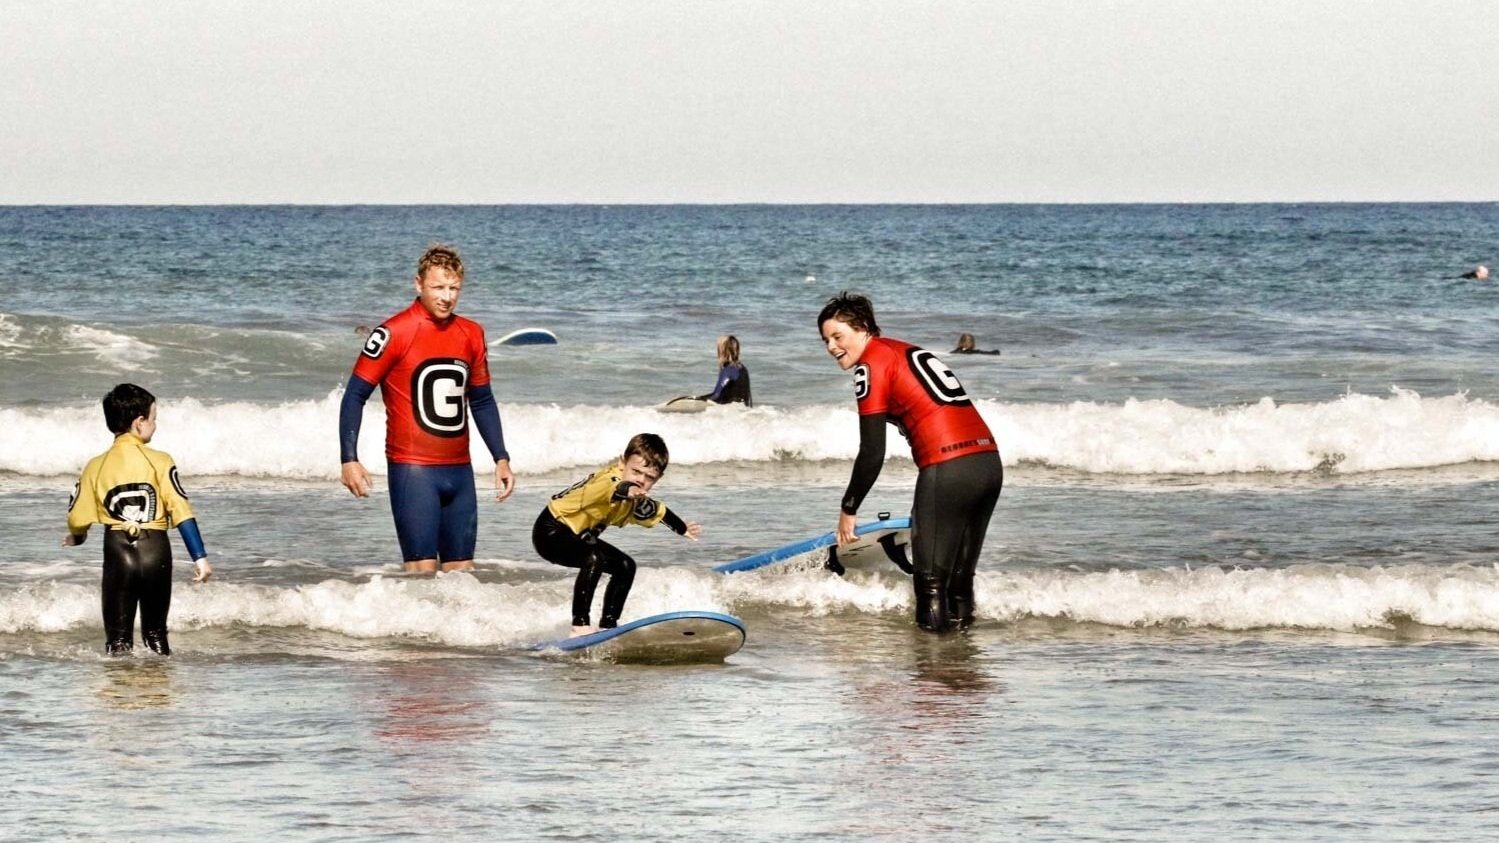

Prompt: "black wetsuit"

[533,467,691,628]
[102,529,174,655]
[532,509,638,629]
[703,363,752,406]
[911,452,1004,630]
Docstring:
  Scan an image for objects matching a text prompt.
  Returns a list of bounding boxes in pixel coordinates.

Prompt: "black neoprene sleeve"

[841,412,887,515]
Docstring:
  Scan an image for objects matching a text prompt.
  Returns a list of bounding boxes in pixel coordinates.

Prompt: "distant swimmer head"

[818,291,879,370]
[955,333,976,352]
[1477,265,1490,281]
[716,335,741,367]
[413,244,465,320]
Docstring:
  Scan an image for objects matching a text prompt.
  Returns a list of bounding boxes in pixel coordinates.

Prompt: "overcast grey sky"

[2,1,1494,204]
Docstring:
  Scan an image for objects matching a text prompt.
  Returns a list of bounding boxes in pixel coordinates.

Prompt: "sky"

[2,0,1495,204]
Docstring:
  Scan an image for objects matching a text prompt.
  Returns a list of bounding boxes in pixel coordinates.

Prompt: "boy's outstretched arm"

[662,509,702,541]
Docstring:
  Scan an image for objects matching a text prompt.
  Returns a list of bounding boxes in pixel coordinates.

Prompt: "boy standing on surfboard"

[533,433,701,635]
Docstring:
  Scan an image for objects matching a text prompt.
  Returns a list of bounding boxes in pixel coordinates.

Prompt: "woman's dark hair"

[103,383,156,434]
[816,292,880,337]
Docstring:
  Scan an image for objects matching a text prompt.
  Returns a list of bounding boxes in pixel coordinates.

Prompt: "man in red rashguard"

[338,245,515,573]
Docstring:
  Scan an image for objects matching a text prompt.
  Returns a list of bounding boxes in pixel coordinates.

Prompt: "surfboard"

[712,516,912,575]
[493,328,559,346]
[531,610,746,663]
[655,395,710,414]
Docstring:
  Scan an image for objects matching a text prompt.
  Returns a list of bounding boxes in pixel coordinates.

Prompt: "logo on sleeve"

[631,498,660,521]
[68,482,80,512]
[411,358,470,437]
[907,349,971,406]
[361,326,392,359]
[169,466,189,500]
[853,364,871,401]
[104,483,158,526]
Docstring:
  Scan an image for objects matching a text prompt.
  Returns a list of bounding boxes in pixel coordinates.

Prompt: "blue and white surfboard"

[532,610,746,663]
[493,327,559,346]
[713,517,912,575]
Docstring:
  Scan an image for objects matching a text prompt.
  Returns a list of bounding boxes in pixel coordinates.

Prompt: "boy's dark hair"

[103,383,156,435]
[624,433,670,473]
[417,244,465,281]
[817,291,880,337]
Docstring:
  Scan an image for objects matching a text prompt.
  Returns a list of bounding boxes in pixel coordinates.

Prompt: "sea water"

[1,204,1498,840]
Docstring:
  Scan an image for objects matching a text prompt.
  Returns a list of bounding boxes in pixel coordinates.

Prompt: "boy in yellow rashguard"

[63,384,212,655]
[533,433,701,635]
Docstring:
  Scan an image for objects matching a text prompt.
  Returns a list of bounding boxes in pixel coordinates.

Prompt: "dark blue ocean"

[2,204,1498,841]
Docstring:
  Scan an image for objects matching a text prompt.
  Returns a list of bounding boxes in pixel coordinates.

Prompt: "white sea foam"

[63,325,159,370]
[6,562,1499,649]
[0,566,732,649]
[1,388,1496,479]
[0,313,25,350]
[730,560,1499,632]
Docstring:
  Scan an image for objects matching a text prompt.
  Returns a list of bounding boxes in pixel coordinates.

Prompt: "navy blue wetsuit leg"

[388,464,478,563]
[909,450,1003,632]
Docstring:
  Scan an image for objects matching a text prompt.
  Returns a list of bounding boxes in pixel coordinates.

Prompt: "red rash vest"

[853,336,997,468]
[351,299,491,466]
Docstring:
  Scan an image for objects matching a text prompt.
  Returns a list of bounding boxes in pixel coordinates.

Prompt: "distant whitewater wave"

[1,388,1496,479]
[0,313,162,367]
[6,561,1499,651]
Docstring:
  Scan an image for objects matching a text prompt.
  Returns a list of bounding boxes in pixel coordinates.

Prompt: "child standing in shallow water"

[63,383,212,655]
[533,433,701,635]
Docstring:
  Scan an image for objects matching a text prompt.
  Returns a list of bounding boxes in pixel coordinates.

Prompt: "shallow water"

[3,204,1498,838]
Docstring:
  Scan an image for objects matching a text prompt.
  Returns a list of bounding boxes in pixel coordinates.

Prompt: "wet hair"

[103,383,156,435]
[817,292,880,337]
[624,433,670,474]
[716,335,741,367]
[956,333,976,351]
[417,244,464,281]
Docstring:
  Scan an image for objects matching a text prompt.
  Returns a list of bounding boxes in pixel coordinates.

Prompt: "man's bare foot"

[570,625,599,637]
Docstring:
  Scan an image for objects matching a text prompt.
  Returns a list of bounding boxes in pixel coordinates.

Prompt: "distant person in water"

[951,333,1000,355]
[699,335,752,406]
[1459,265,1489,280]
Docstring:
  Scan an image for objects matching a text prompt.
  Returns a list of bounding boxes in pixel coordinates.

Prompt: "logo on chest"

[411,358,470,437]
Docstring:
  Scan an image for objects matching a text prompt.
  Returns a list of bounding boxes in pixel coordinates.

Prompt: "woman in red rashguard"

[818,292,1003,632]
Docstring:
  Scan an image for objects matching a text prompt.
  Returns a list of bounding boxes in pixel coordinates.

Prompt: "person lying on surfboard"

[533,433,702,636]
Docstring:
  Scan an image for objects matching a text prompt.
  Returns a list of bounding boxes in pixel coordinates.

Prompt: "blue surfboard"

[531,610,746,663]
[713,517,912,575]
[493,327,559,346]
